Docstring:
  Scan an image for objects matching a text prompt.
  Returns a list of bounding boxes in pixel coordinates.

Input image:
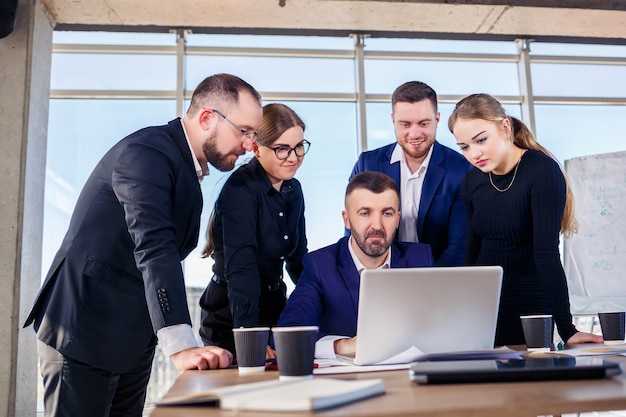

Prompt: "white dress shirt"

[390,143,433,242]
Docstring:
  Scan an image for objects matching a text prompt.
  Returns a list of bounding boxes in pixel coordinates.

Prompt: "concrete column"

[0,0,52,416]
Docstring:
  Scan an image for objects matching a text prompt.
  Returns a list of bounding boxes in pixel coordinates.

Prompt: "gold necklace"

[489,158,521,192]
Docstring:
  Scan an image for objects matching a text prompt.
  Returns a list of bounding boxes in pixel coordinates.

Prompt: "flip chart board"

[564,151,626,314]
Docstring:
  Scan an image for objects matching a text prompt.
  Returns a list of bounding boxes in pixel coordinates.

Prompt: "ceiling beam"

[44,0,626,43]
[331,0,626,11]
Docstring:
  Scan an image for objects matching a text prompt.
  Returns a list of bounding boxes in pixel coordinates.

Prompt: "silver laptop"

[349,266,503,365]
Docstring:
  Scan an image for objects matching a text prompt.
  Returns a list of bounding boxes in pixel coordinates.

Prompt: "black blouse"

[211,157,307,327]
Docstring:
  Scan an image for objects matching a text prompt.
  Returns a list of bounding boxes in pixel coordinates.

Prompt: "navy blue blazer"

[277,236,434,339]
[350,141,472,266]
[24,118,202,373]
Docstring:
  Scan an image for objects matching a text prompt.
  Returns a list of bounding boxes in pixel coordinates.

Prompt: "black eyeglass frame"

[262,139,311,160]
[211,109,259,141]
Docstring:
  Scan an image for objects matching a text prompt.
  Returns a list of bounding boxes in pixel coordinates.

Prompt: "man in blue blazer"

[24,74,263,417]
[351,81,472,266]
[277,171,433,358]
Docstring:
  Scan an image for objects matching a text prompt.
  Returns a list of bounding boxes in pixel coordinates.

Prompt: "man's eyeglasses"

[263,139,311,160]
[212,109,259,142]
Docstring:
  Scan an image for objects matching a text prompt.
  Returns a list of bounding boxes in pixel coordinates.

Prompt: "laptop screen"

[354,266,503,365]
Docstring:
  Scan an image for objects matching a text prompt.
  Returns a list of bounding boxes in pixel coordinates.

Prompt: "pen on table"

[265,358,318,370]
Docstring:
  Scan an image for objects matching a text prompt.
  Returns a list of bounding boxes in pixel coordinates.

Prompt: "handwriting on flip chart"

[564,151,626,299]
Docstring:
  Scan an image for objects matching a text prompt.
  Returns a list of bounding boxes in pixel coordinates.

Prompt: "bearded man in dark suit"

[278,171,434,357]
[25,73,263,417]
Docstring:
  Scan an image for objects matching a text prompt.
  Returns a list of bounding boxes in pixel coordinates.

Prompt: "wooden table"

[150,355,626,417]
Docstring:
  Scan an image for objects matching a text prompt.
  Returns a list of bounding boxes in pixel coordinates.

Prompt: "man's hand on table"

[334,337,357,355]
[170,346,233,370]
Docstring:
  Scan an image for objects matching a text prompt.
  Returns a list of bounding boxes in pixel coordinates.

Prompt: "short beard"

[203,134,237,172]
[399,137,434,161]
[352,229,390,257]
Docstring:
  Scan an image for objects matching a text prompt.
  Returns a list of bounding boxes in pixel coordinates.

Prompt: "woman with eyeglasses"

[199,103,310,357]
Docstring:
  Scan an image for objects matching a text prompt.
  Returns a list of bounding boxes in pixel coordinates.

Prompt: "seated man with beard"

[276,171,433,358]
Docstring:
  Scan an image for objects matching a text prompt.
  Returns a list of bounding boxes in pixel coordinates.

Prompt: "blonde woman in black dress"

[448,93,602,347]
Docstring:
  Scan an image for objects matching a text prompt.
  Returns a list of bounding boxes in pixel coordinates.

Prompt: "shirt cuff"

[156,324,198,358]
[315,335,349,359]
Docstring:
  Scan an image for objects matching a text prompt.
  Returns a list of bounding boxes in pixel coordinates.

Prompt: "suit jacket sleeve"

[395,241,435,268]
[277,253,326,334]
[350,153,365,179]
[436,180,468,266]
[113,139,193,332]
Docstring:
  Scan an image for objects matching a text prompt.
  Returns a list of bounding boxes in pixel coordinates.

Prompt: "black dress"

[462,150,577,346]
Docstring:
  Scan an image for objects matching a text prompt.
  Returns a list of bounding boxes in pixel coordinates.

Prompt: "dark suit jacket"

[24,118,202,373]
[350,141,472,266]
[277,236,434,339]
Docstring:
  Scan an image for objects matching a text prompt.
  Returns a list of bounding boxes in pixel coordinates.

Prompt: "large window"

[45,31,626,411]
